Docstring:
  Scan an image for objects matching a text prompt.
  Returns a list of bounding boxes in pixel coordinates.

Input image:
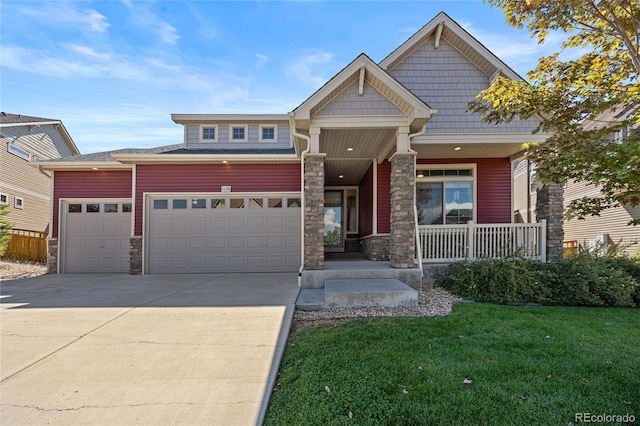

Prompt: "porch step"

[300,262,422,290]
[324,279,418,308]
[296,289,325,311]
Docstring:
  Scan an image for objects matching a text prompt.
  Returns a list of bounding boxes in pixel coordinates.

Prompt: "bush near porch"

[437,250,640,307]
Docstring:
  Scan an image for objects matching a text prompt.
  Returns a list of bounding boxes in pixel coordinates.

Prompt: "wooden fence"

[3,229,47,263]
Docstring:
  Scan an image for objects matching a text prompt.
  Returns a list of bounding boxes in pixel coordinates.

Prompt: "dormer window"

[259,125,277,142]
[231,125,248,142]
[200,125,218,143]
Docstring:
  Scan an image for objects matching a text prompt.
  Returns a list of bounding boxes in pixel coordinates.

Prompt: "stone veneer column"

[304,154,325,270]
[129,236,143,275]
[390,153,416,268]
[46,238,58,274]
[535,184,565,261]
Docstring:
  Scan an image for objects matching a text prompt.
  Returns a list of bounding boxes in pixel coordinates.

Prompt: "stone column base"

[46,238,58,274]
[360,235,391,261]
[129,236,143,275]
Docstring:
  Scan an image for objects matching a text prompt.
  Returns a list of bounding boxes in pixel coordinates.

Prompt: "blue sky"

[1,1,563,154]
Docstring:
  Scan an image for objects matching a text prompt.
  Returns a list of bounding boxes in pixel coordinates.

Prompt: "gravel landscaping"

[0,259,48,281]
[292,285,460,331]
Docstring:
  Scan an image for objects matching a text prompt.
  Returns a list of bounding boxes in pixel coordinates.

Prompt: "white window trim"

[199,125,218,143]
[8,143,31,161]
[0,193,8,205]
[15,196,24,209]
[259,124,278,143]
[416,163,477,224]
[230,125,248,142]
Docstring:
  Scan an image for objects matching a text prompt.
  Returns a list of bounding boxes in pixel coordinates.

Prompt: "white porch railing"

[417,220,547,263]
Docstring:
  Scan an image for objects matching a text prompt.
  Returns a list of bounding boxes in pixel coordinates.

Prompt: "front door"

[324,190,344,252]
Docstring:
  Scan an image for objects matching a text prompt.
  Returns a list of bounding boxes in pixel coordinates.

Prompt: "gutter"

[288,112,311,287]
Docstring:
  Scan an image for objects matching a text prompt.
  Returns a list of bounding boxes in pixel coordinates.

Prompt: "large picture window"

[416,166,475,225]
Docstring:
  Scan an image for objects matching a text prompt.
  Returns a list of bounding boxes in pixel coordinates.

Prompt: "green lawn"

[265,304,640,425]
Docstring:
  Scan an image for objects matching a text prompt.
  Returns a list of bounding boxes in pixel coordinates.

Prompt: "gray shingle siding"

[185,124,291,149]
[390,40,539,134]
[315,81,404,116]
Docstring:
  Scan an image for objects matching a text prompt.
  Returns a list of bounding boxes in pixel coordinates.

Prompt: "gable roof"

[292,53,435,128]
[380,11,523,82]
[0,111,80,155]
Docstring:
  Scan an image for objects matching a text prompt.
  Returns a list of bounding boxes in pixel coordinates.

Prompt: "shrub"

[438,258,550,304]
[437,252,639,308]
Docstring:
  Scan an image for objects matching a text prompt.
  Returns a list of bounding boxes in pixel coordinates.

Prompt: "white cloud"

[324,208,341,233]
[158,21,180,45]
[255,54,270,68]
[65,44,113,61]
[19,5,109,33]
[287,50,336,87]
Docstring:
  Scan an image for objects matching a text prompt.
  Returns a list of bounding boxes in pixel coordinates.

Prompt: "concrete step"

[296,289,325,311]
[300,265,422,290]
[324,279,418,308]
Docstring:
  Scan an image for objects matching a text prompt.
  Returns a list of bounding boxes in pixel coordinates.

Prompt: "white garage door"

[147,194,301,274]
[62,201,132,273]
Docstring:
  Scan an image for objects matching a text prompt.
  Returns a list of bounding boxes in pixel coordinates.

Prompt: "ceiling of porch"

[321,128,395,186]
[412,142,526,159]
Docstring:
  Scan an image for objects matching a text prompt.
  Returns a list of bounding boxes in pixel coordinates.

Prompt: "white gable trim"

[293,54,434,123]
[380,12,522,82]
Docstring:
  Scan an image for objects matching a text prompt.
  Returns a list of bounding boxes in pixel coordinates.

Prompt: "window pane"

[211,198,226,209]
[123,203,132,212]
[86,203,100,213]
[445,181,473,224]
[154,199,168,209]
[287,197,301,208]
[346,193,358,233]
[191,198,206,209]
[104,203,118,213]
[69,204,82,213]
[262,127,275,140]
[202,127,216,140]
[268,198,282,208]
[230,198,244,208]
[8,143,30,160]
[416,182,443,225]
[232,127,245,140]
[249,198,263,208]
[173,199,187,209]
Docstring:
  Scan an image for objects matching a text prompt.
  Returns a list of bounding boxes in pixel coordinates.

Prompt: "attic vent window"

[199,125,218,143]
[231,125,248,142]
[259,125,277,142]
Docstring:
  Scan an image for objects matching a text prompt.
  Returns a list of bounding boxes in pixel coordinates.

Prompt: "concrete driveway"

[0,273,299,425]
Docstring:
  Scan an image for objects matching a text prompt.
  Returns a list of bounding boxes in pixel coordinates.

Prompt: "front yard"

[265,303,639,425]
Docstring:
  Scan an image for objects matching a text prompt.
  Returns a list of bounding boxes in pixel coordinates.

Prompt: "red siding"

[377,160,391,234]
[52,170,133,237]
[135,163,301,235]
[358,163,374,237]
[416,158,511,224]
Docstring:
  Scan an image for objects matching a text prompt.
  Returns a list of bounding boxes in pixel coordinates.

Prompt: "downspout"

[408,125,426,278]
[289,112,311,287]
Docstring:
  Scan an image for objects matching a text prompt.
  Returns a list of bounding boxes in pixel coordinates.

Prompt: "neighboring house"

[513,105,640,254]
[39,12,557,278]
[0,113,79,234]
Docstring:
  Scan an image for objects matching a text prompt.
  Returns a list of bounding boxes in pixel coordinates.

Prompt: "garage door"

[62,201,132,273]
[147,195,301,273]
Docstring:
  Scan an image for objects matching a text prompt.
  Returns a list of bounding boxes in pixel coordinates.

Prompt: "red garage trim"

[134,163,301,235]
[52,170,133,238]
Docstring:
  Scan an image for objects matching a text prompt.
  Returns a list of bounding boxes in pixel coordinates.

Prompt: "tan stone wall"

[390,153,416,268]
